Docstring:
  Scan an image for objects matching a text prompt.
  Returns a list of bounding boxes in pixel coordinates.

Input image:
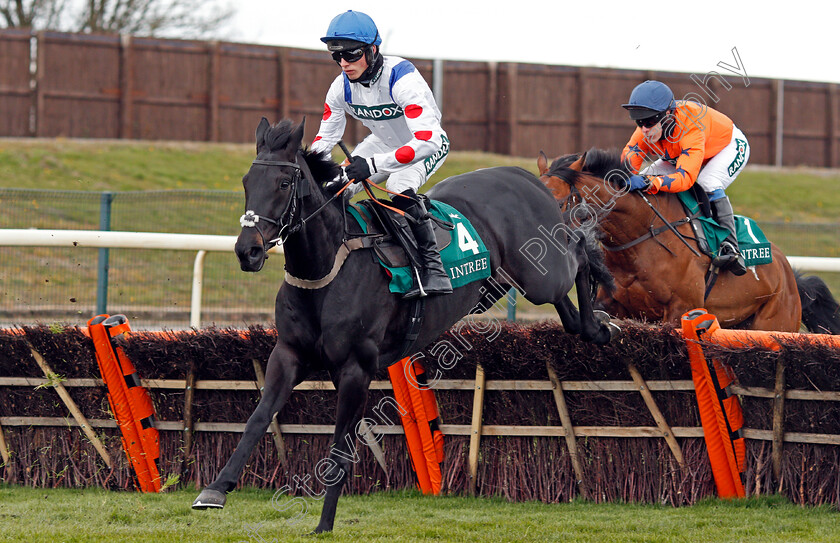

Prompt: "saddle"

[346,196,491,295]
[676,185,772,268]
[349,195,453,271]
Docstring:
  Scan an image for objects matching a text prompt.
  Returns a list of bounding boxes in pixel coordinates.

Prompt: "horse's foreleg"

[313,361,371,534]
[193,344,303,509]
[573,254,615,345]
[554,295,582,335]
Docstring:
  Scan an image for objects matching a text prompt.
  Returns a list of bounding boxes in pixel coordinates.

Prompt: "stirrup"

[714,242,747,275]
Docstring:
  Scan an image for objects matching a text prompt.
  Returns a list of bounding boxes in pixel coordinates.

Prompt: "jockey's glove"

[627,174,651,192]
[344,155,377,184]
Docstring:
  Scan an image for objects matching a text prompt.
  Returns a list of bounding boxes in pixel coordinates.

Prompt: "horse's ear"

[256,117,270,153]
[569,152,587,172]
[290,117,306,149]
[537,151,549,175]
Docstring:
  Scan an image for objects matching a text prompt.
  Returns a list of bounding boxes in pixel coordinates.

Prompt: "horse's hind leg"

[314,360,372,534]
[193,343,303,509]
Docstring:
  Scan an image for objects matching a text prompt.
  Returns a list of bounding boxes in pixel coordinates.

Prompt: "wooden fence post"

[626,362,685,470]
[276,48,290,123]
[28,342,112,469]
[546,361,588,499]
[467,364,486,496]
[772,79,785,167]
[577,67,590,152]
[486,61,498,153]
[119,34,134,140]
[207,41,220,142]
[506,63,518,157]
[0,417,10,466]
[827,83,838,168]
[252,359,286,465]
[181,360,197,476]
[772,359,786,490]
[34,31,45,137]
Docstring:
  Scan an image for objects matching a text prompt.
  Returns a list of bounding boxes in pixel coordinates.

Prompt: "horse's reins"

[636,192,701,257]
[336,141,420,221]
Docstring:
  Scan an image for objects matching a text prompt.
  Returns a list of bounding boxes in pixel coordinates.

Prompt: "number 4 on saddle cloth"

[347,199,492,295]
[676,191,773,268]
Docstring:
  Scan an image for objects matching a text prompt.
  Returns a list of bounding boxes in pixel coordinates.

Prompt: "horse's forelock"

[547,155,583,186]
[548,148,630,187]
[263,120,297,153]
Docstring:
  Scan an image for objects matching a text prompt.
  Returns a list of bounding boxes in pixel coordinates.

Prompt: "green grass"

[0,486,837,542]
[2,139,840,222]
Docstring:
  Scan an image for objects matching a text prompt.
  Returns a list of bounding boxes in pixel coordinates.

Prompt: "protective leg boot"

[401,198,452,298]
[711,196,747,276]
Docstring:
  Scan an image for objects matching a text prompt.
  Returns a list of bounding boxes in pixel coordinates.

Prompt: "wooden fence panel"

[511,64,579,158]
[216,42,283,143]
[712,78,776,166]
[36,32,121,138]
[783,80,832,167]
[128,37,211,141]
[0,29,32,137]
[577,68,642,157]
[441,61,493,152]
[5,30,840,167]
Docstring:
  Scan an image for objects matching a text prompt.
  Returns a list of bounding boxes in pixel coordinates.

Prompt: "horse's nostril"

[249,247,262,260]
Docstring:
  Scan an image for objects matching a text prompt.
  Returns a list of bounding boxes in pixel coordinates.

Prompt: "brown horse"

[537,148,840,333]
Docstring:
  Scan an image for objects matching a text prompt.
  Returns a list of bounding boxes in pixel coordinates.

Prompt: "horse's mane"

[548,147,630,187]
[262,120,343,192]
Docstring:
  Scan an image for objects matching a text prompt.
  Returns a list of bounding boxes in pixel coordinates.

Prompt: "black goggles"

[635,111,666,129]
[331,47,366,64]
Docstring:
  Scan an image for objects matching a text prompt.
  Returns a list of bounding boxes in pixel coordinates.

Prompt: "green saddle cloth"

[347,200,492,294]
[676,191,772,267]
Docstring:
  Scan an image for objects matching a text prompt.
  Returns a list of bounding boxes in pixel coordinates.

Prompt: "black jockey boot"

[393,191,453,298]
[711,196,747,276]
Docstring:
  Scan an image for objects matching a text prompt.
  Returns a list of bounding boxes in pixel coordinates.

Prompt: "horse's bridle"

[239,151,350,261]
[239,157,305,262]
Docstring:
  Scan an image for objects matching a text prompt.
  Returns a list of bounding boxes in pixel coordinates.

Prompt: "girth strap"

[284,237,373,289]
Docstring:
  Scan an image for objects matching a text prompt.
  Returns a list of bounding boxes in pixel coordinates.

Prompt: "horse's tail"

[795,269,840,334]
[581,227,615,299]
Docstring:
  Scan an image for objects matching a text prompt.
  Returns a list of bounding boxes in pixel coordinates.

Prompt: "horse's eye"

[279,178,291,189]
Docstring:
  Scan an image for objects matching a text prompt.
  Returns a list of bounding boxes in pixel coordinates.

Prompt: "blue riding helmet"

[622,80,676,120]
[321,10,382,47]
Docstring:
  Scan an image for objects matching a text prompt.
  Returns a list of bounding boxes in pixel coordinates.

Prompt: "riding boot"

[399,197,453,298]
[711,196,747,276]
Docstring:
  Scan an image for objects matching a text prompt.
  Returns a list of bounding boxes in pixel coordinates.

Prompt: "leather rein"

[558,175,700,258]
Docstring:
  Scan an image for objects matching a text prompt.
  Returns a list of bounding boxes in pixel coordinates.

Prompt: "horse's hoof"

[192,488,226,510]
[607,322,622,339]
[593,310,611,324]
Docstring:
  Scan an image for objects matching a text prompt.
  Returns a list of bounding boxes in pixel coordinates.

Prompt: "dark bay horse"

[192,118,615,533]
[538,148,840,334]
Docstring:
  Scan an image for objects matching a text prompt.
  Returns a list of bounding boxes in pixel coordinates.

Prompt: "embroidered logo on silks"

[349,103,404,120]
[727,139,748,176]
[423,135,450,175]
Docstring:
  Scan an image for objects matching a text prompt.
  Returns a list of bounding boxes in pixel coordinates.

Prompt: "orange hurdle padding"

[388,356,444,495]
[681,309,746,498]
[88,314,161,492]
